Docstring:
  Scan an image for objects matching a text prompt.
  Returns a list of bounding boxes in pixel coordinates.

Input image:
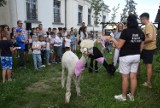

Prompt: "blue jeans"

[59,45,62,58]
[33,54,42,69]
[46,50,50,64]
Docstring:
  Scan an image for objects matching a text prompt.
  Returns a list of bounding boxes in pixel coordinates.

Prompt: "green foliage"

[121,0,137,22]
[0,0,6,7]
[110,4,120,22]
[91,0,104,24]
[156,29,160,52]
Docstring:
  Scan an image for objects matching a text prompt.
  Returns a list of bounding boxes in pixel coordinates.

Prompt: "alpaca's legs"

[65,73,72,103]
[73,76,81,96]
[61,66,66,88]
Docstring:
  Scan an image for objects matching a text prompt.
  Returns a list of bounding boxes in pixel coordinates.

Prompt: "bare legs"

[146,64,152,83]
[2,69,12,83]
[130,73,137,96]
[122,74,129,97]
[122,73,137,97]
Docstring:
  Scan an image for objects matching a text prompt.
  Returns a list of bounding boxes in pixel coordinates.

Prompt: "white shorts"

[119,55,140,75]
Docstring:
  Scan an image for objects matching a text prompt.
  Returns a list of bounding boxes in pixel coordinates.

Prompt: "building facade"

[0,0,110,31]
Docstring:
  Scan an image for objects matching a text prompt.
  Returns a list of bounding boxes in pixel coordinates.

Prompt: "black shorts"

[141,49,155,64]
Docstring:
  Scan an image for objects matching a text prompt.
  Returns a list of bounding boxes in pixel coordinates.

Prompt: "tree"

[91,0,104,25]
[110,4,120,22]
[0,0,6,7]
[121,0,137,22]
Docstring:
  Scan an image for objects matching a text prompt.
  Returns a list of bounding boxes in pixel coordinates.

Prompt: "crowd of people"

[0,12,157,102]
[0,21,95,83]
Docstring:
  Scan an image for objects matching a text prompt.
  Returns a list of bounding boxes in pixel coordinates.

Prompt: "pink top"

[75,60,85,77]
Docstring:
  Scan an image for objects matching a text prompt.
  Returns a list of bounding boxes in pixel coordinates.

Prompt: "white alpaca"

[61,40,94,103]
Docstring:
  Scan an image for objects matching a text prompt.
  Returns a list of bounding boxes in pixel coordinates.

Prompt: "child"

[51,32,61,64]
[39,35,46,65]
[45,37,51,65]
[50,32,55,63]
[32,35,45,70]
[65,34,71,51]
[58,32,63,58]
[0,36,17,83]
[16,28,25,68]
[70,31,77,53]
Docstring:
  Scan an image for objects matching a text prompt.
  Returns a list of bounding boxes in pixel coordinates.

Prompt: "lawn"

[0,48,160,108]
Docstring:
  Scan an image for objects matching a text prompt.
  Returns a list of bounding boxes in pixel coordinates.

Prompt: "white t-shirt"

[65,38,71,47]
[32,41,41,54]
[54,36,61,47]
[59,37,63,46]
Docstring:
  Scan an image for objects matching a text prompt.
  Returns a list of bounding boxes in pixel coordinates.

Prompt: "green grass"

[0,49,160,108]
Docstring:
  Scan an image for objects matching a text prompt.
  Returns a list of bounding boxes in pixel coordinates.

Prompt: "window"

[103,15,106,22]
[94,15,98,26]
[88,9,91,25]
[54,0,61,23]
[26,0,37,20]
[78,5,83,24]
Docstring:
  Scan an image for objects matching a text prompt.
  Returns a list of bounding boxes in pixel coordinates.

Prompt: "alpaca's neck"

[80,55,87,64]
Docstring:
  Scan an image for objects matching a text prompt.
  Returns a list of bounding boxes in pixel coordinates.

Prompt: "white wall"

[0,0,110,32]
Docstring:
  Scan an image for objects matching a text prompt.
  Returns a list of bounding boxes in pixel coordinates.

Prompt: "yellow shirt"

[143,22,157,50]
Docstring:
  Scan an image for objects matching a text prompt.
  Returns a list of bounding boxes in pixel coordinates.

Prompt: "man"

[16,20,29,62]
[140,13,157,88]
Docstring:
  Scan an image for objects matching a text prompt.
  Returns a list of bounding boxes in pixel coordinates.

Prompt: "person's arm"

[10,47,17,52]
[140,41,144,52]
[110,38,126,49]
[144,33,154,44]
[32,43,37,50]
[110,30,126,49]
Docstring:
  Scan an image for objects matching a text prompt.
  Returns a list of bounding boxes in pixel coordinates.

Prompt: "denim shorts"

[1,56,13,70]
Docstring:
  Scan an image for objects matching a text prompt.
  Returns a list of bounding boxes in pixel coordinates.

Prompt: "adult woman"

[110,14,145,101]
[80,26,88,41]
[111,23,124,68]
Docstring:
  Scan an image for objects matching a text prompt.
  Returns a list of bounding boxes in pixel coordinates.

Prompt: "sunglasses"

[18,23,23,24]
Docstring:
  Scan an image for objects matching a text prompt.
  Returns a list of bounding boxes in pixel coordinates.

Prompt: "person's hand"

[109,36,114,41]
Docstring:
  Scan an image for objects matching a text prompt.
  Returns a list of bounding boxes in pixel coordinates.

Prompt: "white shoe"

[41,65,46,68]
[116,68,120,72]
[114,94,126,101]
[127,93,134,101]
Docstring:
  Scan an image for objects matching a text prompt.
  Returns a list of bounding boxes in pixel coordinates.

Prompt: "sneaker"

[116,68,120,72]
[41,65,46,68]
[127,93,134,101]
[114,94,126,101]
[142,82,152,88]
[47,63,51,65]
[52,61,57,64]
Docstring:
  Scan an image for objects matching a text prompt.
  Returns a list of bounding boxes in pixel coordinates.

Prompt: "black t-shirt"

[120,28,145,57]
[89,47,103,59]
[0,40,13,56]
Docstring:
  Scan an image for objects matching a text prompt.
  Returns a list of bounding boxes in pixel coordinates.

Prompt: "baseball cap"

[16,28,22,33]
